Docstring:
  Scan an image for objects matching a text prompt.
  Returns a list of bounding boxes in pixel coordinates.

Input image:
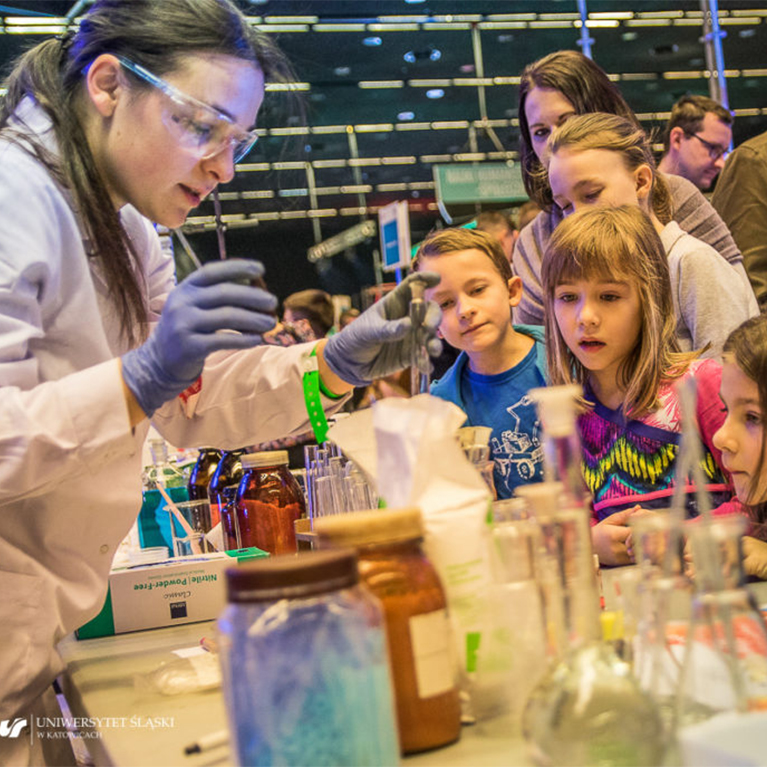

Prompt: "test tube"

[408,277,430,396]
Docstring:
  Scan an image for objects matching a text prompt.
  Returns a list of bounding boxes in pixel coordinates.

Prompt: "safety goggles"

[116,56,259,164]
[685,131,729,162]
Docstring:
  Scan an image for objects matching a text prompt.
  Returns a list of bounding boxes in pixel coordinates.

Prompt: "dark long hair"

[518,50,640,211]
[722,314,767,524]
[0,0,292,346]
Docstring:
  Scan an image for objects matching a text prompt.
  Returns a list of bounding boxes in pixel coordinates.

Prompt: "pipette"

[212,188,267,290]
[212,188,227,260]
[408,277,430,396]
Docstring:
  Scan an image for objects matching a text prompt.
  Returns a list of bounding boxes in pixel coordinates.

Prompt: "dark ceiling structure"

[1,1,766,300]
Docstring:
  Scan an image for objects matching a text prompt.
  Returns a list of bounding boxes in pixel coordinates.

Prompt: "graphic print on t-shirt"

[490,394,544,496]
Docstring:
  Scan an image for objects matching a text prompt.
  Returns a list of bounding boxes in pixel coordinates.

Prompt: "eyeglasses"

[116,56,259,164]
[685,131,729,162]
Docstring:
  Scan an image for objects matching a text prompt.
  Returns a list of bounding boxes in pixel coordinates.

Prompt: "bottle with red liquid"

[209,449,247,551]
[234,451,305,555]
[187,448,222,518]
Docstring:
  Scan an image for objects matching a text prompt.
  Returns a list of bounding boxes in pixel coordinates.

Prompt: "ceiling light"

[398,111,416,121]
[363,36,382,46]
[334,66,351,76]
[426,89,445,99]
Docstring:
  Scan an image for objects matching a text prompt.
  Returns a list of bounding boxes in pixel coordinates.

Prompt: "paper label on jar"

[409,609,455,699]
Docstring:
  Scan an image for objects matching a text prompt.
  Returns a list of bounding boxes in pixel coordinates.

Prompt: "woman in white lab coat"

[0,2,439,764]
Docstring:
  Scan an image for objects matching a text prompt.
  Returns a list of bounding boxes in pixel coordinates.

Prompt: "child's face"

[423,248,521,360]
[548,147,652,217]
[713,357,765,505]
[553,276,642,387]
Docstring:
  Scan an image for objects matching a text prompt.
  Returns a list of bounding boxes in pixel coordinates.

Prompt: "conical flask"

[517,386,664,767]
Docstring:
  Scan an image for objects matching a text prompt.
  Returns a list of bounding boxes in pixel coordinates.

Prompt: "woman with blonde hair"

[545,112,757,358]
[513,49,743,325]
[541,205,740,565]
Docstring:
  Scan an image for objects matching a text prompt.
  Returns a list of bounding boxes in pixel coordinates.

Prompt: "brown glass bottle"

[234,451,305,555]
[209,449,247,551]
[187,448,222,518]
[316,507,462,754]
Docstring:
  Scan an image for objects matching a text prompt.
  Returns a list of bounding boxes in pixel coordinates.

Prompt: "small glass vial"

[234,450,305,555]
[316,507,462,754]
[208,449,247,551]
[217,549,400,766]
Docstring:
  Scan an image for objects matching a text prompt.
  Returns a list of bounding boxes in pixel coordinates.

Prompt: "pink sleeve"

[694,358,743,514]
[694,358,726,472]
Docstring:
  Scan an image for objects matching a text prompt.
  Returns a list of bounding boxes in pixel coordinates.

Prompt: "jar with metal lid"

[234,450,305,556]
[217,549,400,766]
[208,449,247,551]
[315,507,462,754]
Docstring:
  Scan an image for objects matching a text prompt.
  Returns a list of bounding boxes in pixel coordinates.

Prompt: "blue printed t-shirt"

[430,326,547,500]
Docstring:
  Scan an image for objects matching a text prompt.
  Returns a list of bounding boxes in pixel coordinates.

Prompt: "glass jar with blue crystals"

[218,549,400,766]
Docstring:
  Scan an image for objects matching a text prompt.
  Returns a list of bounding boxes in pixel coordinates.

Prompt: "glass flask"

[217,549,400,766]
[208,449,247,551]
[141,438,185,490]
[517,386,664,767]
[234,450,305,555]
[678,515,767,719]
[315,507,462,754]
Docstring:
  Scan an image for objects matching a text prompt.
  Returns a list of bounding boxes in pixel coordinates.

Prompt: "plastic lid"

[241,450,289,469]
[226,549,358,602]
[529,384,581,438]
[315,507,423,547]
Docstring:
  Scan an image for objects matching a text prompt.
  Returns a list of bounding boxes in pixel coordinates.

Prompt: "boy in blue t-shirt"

[414,228,547,499]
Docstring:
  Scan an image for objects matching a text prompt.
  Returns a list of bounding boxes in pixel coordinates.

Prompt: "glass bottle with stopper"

[516,385,663,767]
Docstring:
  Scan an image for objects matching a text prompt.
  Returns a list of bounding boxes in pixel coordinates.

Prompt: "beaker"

[169,499,215,557]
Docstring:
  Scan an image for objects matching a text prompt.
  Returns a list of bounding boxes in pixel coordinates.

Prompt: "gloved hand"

[323,271,442,386]
[122,259,277,416]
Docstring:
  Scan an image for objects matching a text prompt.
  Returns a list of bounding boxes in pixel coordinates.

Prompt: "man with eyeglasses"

[658,95,733,192]
[712,127,767,310]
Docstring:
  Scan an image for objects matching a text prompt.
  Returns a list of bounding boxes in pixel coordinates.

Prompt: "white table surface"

[58,621,528,767]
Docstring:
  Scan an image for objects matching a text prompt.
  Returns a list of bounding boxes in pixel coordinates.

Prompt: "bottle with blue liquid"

[218,549,400,766]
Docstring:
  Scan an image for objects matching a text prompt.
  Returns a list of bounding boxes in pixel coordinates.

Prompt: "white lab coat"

[0,99,333,763]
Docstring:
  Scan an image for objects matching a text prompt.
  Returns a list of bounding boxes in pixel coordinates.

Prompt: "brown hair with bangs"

[413,227,513,283]
[722,315,767,517]
[542,205,698,418]
[549,112,673,225]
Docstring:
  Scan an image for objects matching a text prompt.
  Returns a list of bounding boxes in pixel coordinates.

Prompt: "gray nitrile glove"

[323,271,443,386]
[122,259,277,416]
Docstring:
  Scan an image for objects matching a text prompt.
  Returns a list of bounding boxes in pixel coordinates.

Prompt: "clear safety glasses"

[116,56,259,164]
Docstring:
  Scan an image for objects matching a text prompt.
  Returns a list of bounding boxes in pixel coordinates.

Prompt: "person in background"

[712,128,767,310]
[657,95,733,192]
[0,2,441,763]
[541,205,740,566]
[512,49,743,325]
[546,112,757,358]
[474,210,518,264]
[339,307,360,329]
[713,314,767,580]
[414,228,547,500]
[517,199,543,231]
[283,288,335,341]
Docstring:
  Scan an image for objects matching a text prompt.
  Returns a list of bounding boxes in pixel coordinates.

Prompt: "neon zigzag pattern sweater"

[578,358,736,522]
